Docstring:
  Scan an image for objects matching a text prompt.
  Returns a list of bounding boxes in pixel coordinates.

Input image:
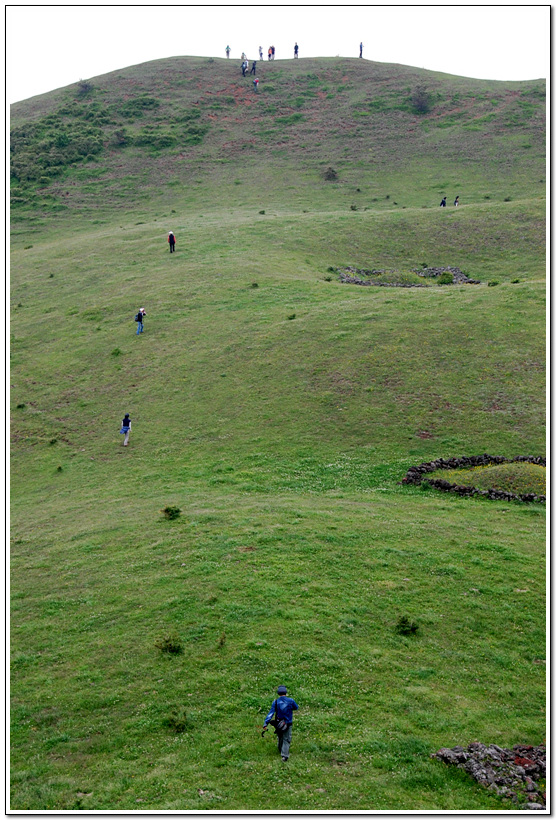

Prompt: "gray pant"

[277,724,293,759]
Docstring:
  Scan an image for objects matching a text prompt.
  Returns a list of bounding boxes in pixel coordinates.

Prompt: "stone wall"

[402,454,545,503]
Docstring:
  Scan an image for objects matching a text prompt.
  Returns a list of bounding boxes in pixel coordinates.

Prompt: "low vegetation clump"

[161,505,181,520]
[431,462,546,497]
[155,634,183,654]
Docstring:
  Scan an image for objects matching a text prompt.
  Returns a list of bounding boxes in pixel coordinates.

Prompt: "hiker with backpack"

[262,685,299,762]
[225,45,231,58]
[168,230,176,252]
[135,307,146,334]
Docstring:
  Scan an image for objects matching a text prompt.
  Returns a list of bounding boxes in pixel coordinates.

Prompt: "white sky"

[5,4,550,104]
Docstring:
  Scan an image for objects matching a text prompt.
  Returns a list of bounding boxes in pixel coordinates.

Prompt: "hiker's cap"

[277,685,287,695]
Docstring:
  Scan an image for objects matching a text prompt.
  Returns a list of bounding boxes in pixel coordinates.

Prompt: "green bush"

[163,707,188,733]
[438,272,453,285]
[155,634,183,654]
[395,615,419,635]
[162,505,181,520]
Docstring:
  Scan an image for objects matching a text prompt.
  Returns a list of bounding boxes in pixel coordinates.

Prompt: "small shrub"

[56,466,63,473]
[24,245,33,250]
[49,438,57,445]
[287,313,296,320]
[163,707,188,733]
[504,196,512,202]
[324,276,332,282]
[218,632,226,648]
[327,266,336,272]
[488,280,500,287]
[323,167,338,181]
[48,273,54,278]
[484,195,491,199]
[259,210,265,214]
[511,278,520,284]
[421,262,428,268]
[111,348,122,357]
[76,80,94,97]
[16,403,25,409]
[438,272,453,285]
[162,505,181,520]
[350,204,357,211]
[396,615,419,635]
[17,303,22,308]
[155,634,183,654]
[385,195,390,199]
[411,85,431,114]
[250,282,259,288]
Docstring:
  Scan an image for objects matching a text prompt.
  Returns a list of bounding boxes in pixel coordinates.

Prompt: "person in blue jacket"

[262,685,299,761]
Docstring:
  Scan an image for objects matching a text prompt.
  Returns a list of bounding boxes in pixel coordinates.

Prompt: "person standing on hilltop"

[268,46,272,61]
[271,45,276,60]
[359,42,363,57]
[168,230,176,252]
[259,45,263,59]
[225,45,231,58]
[120,413,131,446]
[294,42,299,58]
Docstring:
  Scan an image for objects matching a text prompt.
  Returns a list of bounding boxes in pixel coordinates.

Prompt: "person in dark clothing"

[262,685,299,761]
[294,42,299,58]
[359,42,363,57]
[440,197,447,207]
[251,60,257,74]
[168,231,176,252]
[454,196,459,207]
[225,45,231,59]
[241,60,247,76]
[120,413,131,446]
[136,307,146,334]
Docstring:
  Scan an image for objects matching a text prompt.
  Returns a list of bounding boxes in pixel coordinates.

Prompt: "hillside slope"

[11,56,545,221]
[10,57,546,812]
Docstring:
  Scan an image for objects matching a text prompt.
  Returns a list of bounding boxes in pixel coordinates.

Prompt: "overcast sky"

[6,4,550,104]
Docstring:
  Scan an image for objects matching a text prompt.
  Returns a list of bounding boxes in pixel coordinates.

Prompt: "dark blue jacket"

[264,696,298,726]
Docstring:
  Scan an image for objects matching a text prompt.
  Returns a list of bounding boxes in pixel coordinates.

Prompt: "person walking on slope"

[294,42,299,58]
[168,230,176,252]
[135,307,146,334]
[262,685,299,762]
[241,60,247,76]
[253,77,259,92]
[120,413,131,446]
[251,59,257,74]
[225,45,231,58]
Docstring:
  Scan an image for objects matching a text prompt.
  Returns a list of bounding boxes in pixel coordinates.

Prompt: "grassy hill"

[10,57,546,811]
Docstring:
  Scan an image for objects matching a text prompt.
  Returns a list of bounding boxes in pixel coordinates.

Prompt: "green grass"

[430,462,546,496]
[10,56,546,811]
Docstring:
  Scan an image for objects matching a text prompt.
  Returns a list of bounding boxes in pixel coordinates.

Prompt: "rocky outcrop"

[401,454,545,503]
[433,742,546,808]
[336,265,480,287]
